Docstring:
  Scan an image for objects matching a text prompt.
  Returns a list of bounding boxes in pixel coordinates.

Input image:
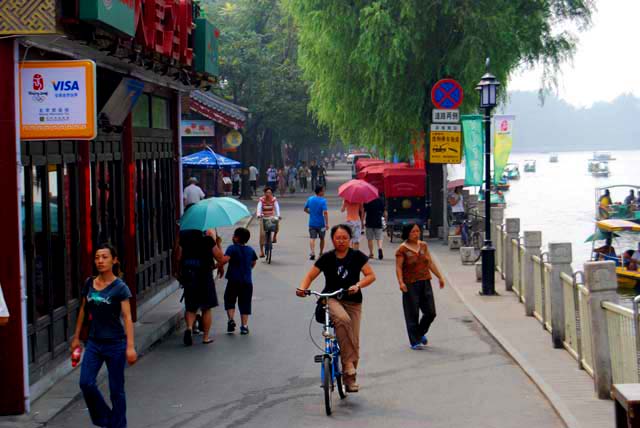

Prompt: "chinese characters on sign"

[19,60,97,140]
[432,109,460,123]
[429,124,462,164]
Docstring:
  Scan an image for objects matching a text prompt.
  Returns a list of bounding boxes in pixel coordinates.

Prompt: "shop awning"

[190,91,247,130]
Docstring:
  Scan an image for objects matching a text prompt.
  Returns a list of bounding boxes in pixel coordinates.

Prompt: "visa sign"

[53,81,80,91]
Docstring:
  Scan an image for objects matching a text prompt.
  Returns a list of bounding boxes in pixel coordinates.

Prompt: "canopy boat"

[593,151,616,161]
[592,161,609,177]
[496,177,510,191]
[478,189,506,207]
[595,185,640,222]
[590,219,640,288]
[504,163,520,180]
[549,153,559,163]
[524,160,536,172]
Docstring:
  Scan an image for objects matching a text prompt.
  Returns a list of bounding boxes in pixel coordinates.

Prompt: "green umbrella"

[180,197,251,231]
[584,229,621,243]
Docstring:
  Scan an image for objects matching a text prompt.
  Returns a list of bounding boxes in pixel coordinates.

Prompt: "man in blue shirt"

[304,185,329,260]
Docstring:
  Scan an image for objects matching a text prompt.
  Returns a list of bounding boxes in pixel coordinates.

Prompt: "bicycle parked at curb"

[262,216,279,264]
[305,288,347,415]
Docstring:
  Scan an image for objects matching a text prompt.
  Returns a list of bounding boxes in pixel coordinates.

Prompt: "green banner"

[461,114,484,187]
[194,18,220,76]
[79,0,135,37]
[493,115,515,184]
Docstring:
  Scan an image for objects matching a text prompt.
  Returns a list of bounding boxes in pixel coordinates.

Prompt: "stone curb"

[430,250,581,428]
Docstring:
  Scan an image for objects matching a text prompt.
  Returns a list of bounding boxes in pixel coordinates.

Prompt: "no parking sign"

[431,79,464,110]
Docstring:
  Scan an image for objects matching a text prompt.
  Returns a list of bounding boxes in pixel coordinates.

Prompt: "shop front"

[0,0,219,415]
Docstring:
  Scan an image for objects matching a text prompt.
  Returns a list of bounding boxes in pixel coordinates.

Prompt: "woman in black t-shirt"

[297,225,376,392]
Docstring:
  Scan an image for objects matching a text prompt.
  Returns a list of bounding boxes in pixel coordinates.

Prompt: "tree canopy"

[203,0,328,165]
[284,0,594,152]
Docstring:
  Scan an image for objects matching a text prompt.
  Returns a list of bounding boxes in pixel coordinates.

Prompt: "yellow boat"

[592,219,640,288]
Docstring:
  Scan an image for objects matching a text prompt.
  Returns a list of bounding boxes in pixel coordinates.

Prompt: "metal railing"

[578,282,594,376]
[561,272,580,360]
[519,244,527,303]
[495,224,503,274]
[512,238,521,298]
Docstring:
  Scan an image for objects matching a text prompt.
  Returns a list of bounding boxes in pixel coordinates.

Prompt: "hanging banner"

[181,120,215,137]
[493,115,515,184]
[461,115,484,186]
[19,60,97,140]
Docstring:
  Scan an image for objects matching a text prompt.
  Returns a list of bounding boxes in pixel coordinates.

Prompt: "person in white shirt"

[184,177,205,210]
[249,163,259,196]
[447,186,465,224]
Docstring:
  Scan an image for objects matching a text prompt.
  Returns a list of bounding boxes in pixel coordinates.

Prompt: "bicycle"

[262,216,279,264]
[305,288,347,415]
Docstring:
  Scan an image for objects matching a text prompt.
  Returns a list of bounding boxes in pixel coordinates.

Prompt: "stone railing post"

[548,242,572,349]
[584,261,618,399]
[523,231,542,316]
[490,207,505,275]
[504,218,520,291]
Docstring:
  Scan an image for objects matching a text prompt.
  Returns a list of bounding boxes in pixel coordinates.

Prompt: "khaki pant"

[328,299,362,372]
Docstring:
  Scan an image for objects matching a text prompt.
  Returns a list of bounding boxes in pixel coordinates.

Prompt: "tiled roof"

[190,91,248,122]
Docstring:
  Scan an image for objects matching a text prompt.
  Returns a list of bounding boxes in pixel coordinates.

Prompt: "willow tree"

[284,0,594,153]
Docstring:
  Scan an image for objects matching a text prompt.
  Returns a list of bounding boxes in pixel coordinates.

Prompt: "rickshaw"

[383,168,426,242]
[359,163,409,193]
[353,158,383,179]
[589,219,640,288]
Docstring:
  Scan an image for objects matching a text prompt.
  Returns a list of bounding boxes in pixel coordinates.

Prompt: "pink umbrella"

[338,179,379,203]
[447,178,465,190]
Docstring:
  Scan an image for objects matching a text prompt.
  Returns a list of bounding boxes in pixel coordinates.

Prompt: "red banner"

[411,131,426,169]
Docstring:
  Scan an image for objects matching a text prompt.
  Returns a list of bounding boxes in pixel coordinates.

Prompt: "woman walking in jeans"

[395,224,445,349]
[71,243,137,428]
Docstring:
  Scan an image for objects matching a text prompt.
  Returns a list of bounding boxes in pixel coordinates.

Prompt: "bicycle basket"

[263,218,278,232]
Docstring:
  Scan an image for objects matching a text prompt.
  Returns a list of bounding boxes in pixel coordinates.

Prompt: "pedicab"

[353,158,384,179]
[383,168,426,242]
[589,219,640,288]
[359,163,409,193]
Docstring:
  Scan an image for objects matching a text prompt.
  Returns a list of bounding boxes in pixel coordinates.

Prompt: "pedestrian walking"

[296,225,376,392]
[363,195,386,259]
[266,164,278,190]
[298,162,309,192]
[277,167,287,197]
[287,163,297,193]
[249,163,259,196]
[231,168,241,196]
[318,163,327,188]
[176,228,226,346]
[304,185,329,260]
[257,186,281,257]
[71,243,137,428]
[395,223,445,350]
[341,199,364,250]
[222,227,258,335]
[310,160,319,190]
[184,177,205,211]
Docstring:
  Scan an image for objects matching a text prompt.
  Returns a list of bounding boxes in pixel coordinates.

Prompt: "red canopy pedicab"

[359,163,409,193]
[353,158,384,178]
[383,168,426,242]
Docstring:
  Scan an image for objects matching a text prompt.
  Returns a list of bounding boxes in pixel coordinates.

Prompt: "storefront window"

[133,94,150,127]
[151,96,169,129]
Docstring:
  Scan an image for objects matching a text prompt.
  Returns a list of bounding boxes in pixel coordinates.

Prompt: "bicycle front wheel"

[323,357,333,415]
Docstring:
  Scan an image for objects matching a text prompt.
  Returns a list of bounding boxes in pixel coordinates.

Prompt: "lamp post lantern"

[476,61,500,295]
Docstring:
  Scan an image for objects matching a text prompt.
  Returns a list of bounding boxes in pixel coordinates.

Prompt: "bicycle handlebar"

[305,289,346,298]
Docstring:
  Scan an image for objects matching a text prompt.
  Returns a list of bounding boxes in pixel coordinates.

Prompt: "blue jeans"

[79,339,127,428]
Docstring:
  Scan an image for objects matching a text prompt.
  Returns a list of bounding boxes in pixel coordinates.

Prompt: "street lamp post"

[476,63,501,296]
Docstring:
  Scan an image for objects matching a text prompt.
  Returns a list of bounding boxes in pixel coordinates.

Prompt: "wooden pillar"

[122,115,138,321]
[0,38,26,415]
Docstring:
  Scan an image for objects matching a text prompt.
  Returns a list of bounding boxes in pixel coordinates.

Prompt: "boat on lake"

[592,161,610,177]
[593,151,616,161]
[589,219,640,288]
[496,178,510,191]
[524,160,536,172]
[549,153,559,163]
[595,185,640,221]
[503,163,520,180]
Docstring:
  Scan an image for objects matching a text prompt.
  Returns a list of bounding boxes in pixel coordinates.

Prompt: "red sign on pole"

[431,78,464,110]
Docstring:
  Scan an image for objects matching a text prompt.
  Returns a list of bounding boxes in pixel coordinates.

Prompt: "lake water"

[501,150,640,301]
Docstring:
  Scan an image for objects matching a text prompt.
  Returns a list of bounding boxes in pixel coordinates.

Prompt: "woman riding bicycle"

[297,224,376,392]
[257,186,281,258]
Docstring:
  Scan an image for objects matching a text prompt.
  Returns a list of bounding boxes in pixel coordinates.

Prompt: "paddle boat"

[595,185,640,222]
[593,151,616,161]
[524,160,536,173]
[591,161,610,178]
[504,163,520,180]
[496,177,510,191]
[589,219,640,288]
[549,153,558,163]
[478,189,506,208]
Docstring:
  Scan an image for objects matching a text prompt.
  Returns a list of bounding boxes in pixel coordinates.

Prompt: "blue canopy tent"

[181,149,242,169]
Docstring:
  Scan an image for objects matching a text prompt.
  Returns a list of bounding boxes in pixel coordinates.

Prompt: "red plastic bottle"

[71,347,82,367]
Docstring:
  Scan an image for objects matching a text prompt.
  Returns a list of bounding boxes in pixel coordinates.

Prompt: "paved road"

[48,164,564,428]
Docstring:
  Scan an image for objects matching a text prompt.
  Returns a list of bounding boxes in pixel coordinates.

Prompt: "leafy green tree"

[202,0,328,170]
[284,0,594,151]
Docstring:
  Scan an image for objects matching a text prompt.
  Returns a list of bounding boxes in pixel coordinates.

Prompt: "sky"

[508,0,640,108]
